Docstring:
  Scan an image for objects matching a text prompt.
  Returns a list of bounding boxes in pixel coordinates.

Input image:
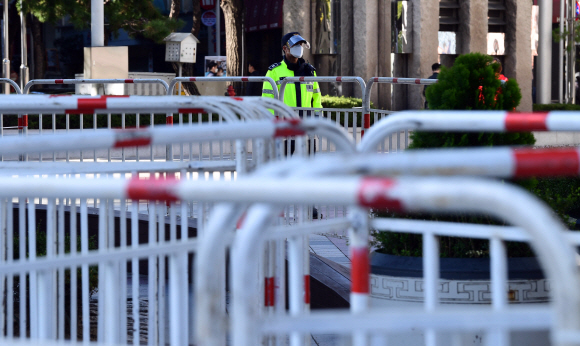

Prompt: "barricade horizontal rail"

[0,95,310,164]
[23,78,170,94]
[282,147,580,178]
[359,110,580,152]
[278,76,366,104]
[0,160,238,175]
[168,76,279,99]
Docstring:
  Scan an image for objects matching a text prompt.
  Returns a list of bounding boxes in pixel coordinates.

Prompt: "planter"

[370,252,549,304]
[369,251,550,345]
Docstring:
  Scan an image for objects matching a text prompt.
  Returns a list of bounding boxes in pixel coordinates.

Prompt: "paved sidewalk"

[309,234,351,267]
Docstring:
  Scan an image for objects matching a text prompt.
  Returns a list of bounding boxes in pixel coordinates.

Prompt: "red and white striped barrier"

[0,118,353,157]
[168,76,279,99]
[23,78,170,95]
[359,110,580,152]
[223,176,578,346]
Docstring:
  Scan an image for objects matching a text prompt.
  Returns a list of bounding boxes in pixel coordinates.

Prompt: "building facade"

[284,0,534,111]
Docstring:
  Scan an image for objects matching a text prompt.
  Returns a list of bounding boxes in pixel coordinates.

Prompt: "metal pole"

[91,0,104,47]
[215,0,221,57]
[3,0,9,95]
[537,0,553,104]
[178,63,182,95]
[20,0,28,90]
[559,0,565,103]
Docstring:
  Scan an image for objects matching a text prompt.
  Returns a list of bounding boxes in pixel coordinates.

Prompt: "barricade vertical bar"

[136,113,140,162]
[66,114,70,162]
[489,236,509,346]
[49,198,58,338]
[148,202,158,346]
[80,199,89,342]
[120,198,128,344]
[0,198,5,337]
[6,199,13,338]
[122,113,126,162]
[107,114,112,162]
[288,234,304,346]
[52,113,56,161]
[150,113,154,162]
[58,200,65,339]
[131,197,140,346]
[97,198,107,343]
[28,199,38,338]
[70,202,78,341]
[39,114,43,162]
[179,113,184,161]
[79,114,83,162]
[198,112,202,161]
[93,113,97,163]
[188,113,193,161]
[158,205,167,346]
[18,198,26,338]
[424,232,439,346]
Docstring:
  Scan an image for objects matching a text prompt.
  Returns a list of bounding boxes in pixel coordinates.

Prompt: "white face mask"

[289,45,304,58]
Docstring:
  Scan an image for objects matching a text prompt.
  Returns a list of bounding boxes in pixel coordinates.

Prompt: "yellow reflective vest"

[262,60,322,111]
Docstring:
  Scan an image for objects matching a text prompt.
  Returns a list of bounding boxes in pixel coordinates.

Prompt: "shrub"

[375,53,539,258]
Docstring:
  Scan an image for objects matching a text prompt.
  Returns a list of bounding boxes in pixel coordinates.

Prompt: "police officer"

[262,32,322,113]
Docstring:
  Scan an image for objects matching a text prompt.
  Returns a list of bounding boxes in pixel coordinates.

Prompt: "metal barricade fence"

[0,94,298,164]
[2,148,580,345]
[359,110,580,153]
[228,177,578,346]
[363,77,438,152]
[197,144,580,346]
[167,76,279,99]
[23,78,170,95]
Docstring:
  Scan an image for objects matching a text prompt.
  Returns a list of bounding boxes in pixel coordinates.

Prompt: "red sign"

[201,10,216,26]
[200,0,215,11]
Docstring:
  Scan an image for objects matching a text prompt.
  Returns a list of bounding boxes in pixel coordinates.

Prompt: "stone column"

[283,0,313,63]
[353,0,379,100]
[505,0,533,111]
[340,0,354,97]
[377,0,392,110]
[458,0,487,54]
[409,0,439,109]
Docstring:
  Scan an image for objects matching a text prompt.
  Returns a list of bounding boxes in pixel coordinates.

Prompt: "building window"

[488,0,507,33]
[439,0,460,32]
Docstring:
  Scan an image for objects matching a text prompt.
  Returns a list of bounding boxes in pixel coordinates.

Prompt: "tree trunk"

[221,0,244,89]
[169,0,180,19]
[31,16,44,86]
[191,0,201,37]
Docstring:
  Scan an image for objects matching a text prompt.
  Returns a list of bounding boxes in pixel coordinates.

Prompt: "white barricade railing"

[168,76,279,99]
[23,78,170,95]
[2,148,580,345]
[0,95,302,163]
[362,77,438,151]
[359,110,580,153]
[197,143,580,346]
[182,175,576,346]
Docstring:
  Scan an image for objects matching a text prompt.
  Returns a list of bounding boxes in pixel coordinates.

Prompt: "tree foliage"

[411,52,534,149]
[20,0,183,43]
[374,53,538,259]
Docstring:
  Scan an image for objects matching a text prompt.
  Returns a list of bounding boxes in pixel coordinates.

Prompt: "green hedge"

[319,95,376,127]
